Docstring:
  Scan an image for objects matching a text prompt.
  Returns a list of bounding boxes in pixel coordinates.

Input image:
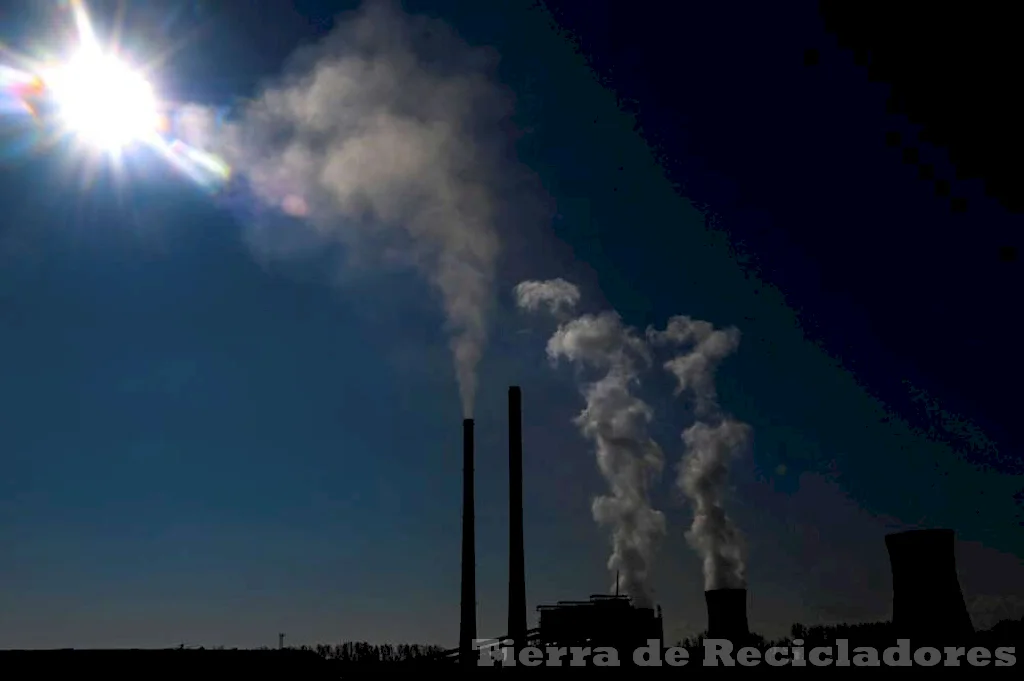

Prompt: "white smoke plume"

[647,316,740,419]
[175,0,511,416]
[649,316,751,590]
[512,278,581,319]
[678,419,751,590]
[515,279,665,607]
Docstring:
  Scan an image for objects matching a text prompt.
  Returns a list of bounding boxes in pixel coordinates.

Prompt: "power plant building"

[536,595,664,657]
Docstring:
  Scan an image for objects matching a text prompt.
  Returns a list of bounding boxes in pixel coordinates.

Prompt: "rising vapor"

[512,278,580,318]
[176,0,512,416]
[515,279,665,607]
[649,316,752,591]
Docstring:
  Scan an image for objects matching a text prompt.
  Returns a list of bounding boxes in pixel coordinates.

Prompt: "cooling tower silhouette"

[885,529,974,641]
[508,387,528,649]
[705,588,749,640]
[459,419,477,664]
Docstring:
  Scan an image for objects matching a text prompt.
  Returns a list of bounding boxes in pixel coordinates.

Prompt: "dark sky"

[0,0,1021,649]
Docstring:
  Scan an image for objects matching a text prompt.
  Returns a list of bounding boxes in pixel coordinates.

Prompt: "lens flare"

[44,49,160,151]
[0,0,232,190]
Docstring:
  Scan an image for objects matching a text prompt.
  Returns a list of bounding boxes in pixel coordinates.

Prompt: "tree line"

[675,618,1022,651]
[248,616,1022,665]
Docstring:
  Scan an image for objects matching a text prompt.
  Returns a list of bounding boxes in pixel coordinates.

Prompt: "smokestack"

[885,529,974,642]
[508,386,527,649]
[459,419,477,664]
[705,588,749,640]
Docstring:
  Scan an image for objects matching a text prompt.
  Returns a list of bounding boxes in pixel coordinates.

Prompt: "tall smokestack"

[459,419,477,664]
[705,588,749,640]
[508,386,527,649]
[885,529,973,642]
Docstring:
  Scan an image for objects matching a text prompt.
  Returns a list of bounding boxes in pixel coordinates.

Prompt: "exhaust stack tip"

[885,528,973,641]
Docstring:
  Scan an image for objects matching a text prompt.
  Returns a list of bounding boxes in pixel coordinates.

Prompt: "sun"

[26,0,164,156]
[43,46,160,153]
[0,0,232,190]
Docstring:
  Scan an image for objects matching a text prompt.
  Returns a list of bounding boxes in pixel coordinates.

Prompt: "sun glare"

[44,47,160,152]
[0,0,232,191]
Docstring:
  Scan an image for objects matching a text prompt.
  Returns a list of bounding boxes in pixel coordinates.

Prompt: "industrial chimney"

[705,589,749,641]
[459,419,477,664]
[508,387,527,650]
[885,529,973,642]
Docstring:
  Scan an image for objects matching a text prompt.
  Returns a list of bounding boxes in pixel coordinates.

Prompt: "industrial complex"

[438,386,977,666]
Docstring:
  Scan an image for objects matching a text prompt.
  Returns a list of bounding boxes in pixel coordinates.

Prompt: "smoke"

[649,316,751,590]
[512,278,580,318]
[648,317,740,419]
[678,419,751,590]
[514,283,754,595]
[515,279,665,607]
[175,0,511,416]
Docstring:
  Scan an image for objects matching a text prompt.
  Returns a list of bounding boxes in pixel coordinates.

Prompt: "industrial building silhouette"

[885,529,975,643]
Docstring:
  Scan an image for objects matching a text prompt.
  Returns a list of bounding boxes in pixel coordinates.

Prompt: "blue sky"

[0,0,1020,648]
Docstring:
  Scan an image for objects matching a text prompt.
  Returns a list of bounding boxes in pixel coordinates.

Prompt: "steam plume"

[512,278,581,318]
[515,279,665,607]
[649,316,751,590]
[176,0,509,416]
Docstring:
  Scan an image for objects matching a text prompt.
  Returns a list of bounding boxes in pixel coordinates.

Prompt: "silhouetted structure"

[885,528,974,642]
[459,418,477,665]
[508,386,528,652]
[0,649,332,679]
[705,588,750,641]
[536,595,663,663]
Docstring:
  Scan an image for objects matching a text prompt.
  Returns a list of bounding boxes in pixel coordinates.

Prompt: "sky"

[0,0,1021,649]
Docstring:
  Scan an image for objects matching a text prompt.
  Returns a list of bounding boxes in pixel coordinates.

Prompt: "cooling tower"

[459,419,477,664]
[705,589,749,640]
[885,529,974,641]
[508,386,528,649]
